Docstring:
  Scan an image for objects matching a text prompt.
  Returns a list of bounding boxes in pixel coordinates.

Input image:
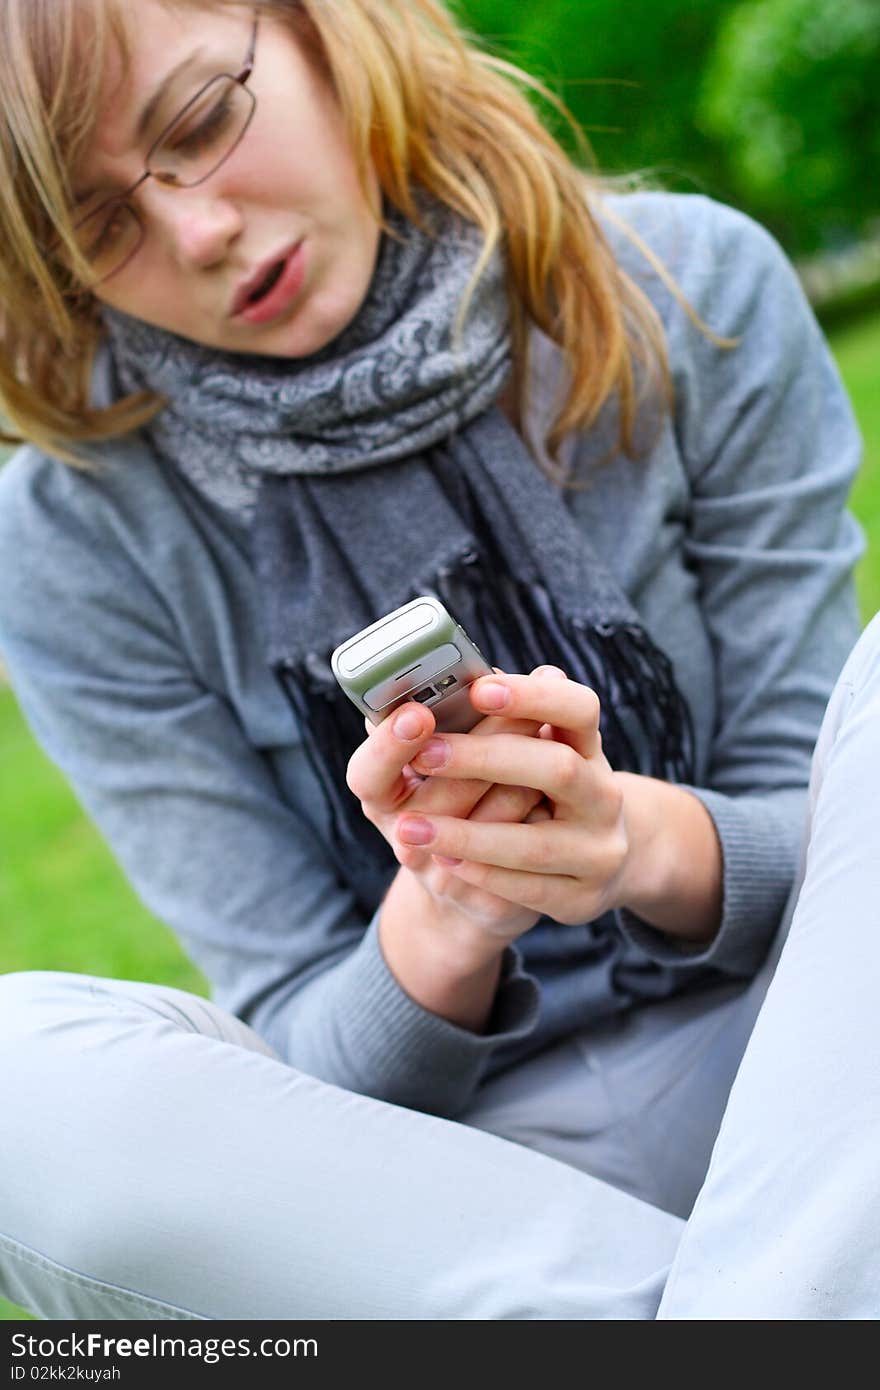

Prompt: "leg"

[658,612,880,1318]
[0,970,683,1320]
[460,974,764,1222]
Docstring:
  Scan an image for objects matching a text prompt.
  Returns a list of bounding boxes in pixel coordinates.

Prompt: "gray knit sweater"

[0,193,865,1116]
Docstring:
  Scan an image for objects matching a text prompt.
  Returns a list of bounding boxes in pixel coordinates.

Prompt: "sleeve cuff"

[286,907,540,1118]
[615,785,807,977]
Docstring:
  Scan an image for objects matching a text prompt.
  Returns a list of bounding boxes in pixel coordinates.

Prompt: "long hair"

[0,0,718,481]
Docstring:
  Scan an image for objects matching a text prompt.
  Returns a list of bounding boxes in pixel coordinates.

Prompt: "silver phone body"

[331,595,493,734]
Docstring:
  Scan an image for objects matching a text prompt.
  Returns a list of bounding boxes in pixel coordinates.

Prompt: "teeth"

[249,259,285,303]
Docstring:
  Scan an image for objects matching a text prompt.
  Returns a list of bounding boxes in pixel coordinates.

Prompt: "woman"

[0,0,876,1319]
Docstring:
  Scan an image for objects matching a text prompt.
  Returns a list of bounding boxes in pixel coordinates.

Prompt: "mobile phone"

[331,595,494,734]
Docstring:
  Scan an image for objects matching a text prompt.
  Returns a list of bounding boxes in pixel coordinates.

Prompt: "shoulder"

[592,189,806,340]
[0,427,169,530]
[0,432,171,558]
[593,189,787,282]
[590,190,834,454]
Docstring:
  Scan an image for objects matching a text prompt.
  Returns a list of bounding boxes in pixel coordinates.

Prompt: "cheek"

[266,80,375,218]
[271,138,360,217]
[94,250,194,324]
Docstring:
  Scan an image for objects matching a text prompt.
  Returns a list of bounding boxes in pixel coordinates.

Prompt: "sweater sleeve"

[609,195,864,974]
[0,452,538,1117]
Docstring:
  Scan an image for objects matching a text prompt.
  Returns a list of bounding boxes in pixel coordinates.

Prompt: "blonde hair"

[0,0,717,483]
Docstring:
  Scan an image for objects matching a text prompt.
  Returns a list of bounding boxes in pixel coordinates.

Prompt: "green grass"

[1,309,879,1321]
[0,702,207,990]
[824,312,880,621]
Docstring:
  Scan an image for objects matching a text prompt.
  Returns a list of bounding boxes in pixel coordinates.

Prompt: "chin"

[268,287,371,359]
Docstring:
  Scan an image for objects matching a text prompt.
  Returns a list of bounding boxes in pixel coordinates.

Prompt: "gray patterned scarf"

[104,194,694,927]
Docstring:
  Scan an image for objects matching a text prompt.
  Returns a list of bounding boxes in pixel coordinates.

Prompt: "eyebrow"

[73,46,206,207]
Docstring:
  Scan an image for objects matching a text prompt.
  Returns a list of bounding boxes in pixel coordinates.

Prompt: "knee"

[0,970,101,1054]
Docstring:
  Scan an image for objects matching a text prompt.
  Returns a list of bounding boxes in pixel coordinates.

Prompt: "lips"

[249,260,285,302]
[229,241,302,319]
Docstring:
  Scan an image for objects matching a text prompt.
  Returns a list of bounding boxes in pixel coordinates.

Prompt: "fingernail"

[534,665,566,679]
[393,709,423,740]
[413,737,450,770]
[398,817,435,845]
[475,680,510,709]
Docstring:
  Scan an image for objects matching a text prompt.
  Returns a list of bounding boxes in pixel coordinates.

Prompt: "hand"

[396,670,631,926]
[345,666,561,938]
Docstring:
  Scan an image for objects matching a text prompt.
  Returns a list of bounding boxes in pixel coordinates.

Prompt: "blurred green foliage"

[456,0,741,193]
[700,0,880,251]
[455,0,880,255]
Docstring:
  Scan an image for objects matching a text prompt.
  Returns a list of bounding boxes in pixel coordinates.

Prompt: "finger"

[355,675,539,806]
[350,669,550,818]
[399,678,546,825]
[467,669,602,761]
[407,771,540,828]
[395,812,587,878]
[467,781,545,825]
[422,782,543,875]
[433,840,619,927]
[395,735,542,876]
[346,699,437,808]
[427,856,562,919]
[383,698,547,873]
[403,708,541,811]
[401,765,427,795]
[468,664,562,714]
[407,665,572,808]
[410,729,600,818]
[418,860,543,936]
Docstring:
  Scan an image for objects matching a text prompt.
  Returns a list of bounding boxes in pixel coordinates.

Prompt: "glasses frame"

[63,13,260,287]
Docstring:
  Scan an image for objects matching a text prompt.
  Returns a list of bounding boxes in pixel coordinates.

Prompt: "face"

[74,1,383,357]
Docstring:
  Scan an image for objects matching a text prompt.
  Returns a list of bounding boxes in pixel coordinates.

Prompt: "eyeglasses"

[57,15,259,287]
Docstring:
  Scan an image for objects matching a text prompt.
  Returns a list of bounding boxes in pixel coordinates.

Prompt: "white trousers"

[2,614,879,1320]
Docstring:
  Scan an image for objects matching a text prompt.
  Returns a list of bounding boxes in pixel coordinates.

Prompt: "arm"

[602,193,864,974]
[408,197,862,982]
[379,867,505,1031]
[0,449,537,1117]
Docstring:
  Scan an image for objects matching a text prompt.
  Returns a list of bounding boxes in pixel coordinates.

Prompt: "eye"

[165,92,236,160]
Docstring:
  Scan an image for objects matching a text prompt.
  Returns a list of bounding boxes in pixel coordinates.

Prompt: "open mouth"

[232,240,306,323]
[247,258,286,305]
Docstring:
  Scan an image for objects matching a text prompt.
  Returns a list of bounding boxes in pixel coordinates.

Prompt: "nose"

[137,180,244,268]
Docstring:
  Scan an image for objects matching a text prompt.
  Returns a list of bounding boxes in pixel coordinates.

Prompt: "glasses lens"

[67,201,142,284]
[147,74,255,187]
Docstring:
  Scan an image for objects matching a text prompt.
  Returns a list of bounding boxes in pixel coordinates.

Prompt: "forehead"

[89,0,249,160]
